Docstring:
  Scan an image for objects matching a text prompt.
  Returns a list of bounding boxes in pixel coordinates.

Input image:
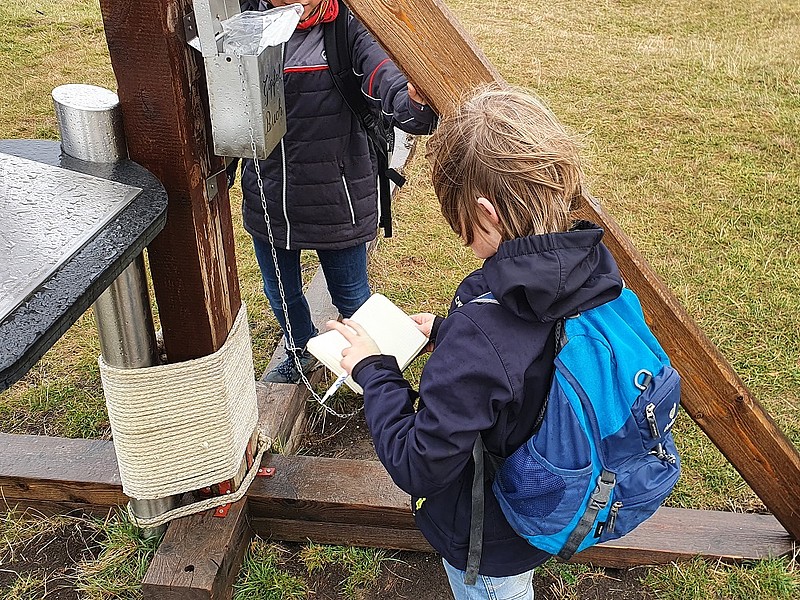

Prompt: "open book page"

[306,293,429,394]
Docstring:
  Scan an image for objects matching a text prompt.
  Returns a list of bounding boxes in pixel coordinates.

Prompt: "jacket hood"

[482,221,622,323]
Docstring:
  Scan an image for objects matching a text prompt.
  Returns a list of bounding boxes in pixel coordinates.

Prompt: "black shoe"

[262,349,318,384]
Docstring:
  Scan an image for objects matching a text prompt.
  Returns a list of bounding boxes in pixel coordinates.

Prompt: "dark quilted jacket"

[240,6,436,250]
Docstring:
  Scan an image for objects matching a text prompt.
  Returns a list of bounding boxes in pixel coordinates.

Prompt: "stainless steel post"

[52,84,177,537]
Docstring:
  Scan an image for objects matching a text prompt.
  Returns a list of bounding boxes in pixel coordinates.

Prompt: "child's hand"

[326,319,381,374]
[411,313,436,353]
[407,83,428,106]
[410,313,436,337]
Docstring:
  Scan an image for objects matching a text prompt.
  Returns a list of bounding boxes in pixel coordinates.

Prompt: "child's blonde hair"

[427,84,584,244]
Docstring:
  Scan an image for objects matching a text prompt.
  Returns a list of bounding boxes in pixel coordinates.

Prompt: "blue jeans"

[252,237,371,351]
[443,559,534,600]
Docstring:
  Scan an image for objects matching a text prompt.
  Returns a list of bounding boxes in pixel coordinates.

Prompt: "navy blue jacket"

[241,4,436,250]
[353,223,623,576]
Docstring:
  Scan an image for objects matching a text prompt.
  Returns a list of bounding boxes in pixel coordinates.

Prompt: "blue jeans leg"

[443,559,534,600]
[317,243,371,318]
[252,237,317,351]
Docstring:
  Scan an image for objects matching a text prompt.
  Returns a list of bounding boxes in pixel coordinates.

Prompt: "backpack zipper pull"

[645,402,661,438]
[606,501,623,534]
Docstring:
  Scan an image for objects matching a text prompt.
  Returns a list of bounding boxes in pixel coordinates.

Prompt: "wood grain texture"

[573,507,794,569]
[344,0,501,115]
[0,433,125,509]
[343,0,800,541]
[142,499,251,600]
[98,0,241,362]
[253,517,432,552]
[140,268,340,599]
[247,454,793,565]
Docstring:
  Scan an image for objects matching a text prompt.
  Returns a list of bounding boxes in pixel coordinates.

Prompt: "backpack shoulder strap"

[324,6,373,129]
[323,6,404,237]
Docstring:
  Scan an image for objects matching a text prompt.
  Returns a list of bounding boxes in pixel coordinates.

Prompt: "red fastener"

[257,466,276,477]
[214,503,231,518]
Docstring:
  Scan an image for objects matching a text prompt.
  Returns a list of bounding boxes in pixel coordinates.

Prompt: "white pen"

[320,371,349,403]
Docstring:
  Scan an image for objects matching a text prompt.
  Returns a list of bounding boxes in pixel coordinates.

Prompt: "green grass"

[643,556,800,600]
[0,508,157,600]
[234,539,308,600]
[73,512,161,600]
[1,572,50,600]
[233,539,391,600]
[0,0,798,597]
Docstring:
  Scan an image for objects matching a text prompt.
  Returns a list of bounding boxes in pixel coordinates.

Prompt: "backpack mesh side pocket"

[494,384,594,537]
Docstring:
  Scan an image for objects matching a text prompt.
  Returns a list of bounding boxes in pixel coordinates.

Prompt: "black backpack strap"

[465,434,485,586]
[323,6,404,237]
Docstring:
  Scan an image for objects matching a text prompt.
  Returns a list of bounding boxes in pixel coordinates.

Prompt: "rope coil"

[99,303,259,500]
[126,430,273,529]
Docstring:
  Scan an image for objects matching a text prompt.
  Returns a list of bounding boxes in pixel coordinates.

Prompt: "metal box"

[189,1,301,159]
[205,45,287,159]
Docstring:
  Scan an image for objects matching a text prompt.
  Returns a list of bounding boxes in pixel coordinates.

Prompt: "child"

[328,85,624,599]
[236,0,436,383]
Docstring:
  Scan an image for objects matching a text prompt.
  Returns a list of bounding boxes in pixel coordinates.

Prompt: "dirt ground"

[0,516,100,600]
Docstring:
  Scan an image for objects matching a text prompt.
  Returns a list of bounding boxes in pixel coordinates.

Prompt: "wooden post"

[98,2,250,597]
[98,0,241,363]
[344,0,800,539]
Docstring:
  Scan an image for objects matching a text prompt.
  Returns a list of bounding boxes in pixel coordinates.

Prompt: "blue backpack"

[465,287,680,583]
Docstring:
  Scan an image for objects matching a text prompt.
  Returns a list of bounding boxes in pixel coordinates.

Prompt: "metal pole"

[52,84,177,536]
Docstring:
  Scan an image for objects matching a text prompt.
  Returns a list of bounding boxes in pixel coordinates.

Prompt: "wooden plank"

[247,455,415,530]
[253,517,431,552]
[98,0,241,362]
[344,0,800,541]
[96,3,251,595]
[246,454,793,565]
[0,433,125,510]
[574,507,794,569]
[0,435,792,565]
[142,499,251,600]
[257,265,341,453]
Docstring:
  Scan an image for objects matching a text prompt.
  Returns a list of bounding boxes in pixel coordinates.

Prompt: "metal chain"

[236,55,360,419]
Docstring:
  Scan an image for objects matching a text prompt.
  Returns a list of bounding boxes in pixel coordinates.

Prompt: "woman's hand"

[411,313,436,353]
[407,83,428,106]
[326,319,381,374]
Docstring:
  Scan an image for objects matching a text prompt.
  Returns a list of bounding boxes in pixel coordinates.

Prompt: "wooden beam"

[97,2,249,597]
[141,267,339,600]
[98,0,241,362]
[0,434,792,566]
[343,0,500,116]
[247,454,795,566]
[343,0,800,540]
[141,500,251,600]
[573,507,794,569]
[0,433,124,516]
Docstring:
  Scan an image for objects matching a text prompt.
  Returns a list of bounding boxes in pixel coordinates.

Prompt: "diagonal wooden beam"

[343,0,800,540]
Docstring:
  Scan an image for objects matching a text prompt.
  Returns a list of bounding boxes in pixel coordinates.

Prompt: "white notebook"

[306,293,429,394]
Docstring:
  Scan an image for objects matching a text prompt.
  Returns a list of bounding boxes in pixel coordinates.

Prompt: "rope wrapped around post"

[99,303,262,525]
